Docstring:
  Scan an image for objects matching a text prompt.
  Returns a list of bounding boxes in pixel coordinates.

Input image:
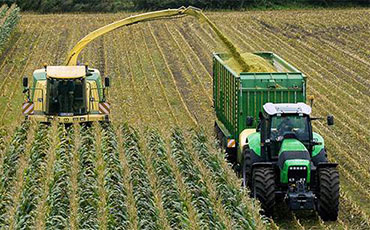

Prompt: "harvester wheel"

[317,167,339,221]
[242,147,252,187]
[252,167,275,216]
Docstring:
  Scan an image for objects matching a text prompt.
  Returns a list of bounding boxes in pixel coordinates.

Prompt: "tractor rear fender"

[317,162,338,169]
[252,162,275,170]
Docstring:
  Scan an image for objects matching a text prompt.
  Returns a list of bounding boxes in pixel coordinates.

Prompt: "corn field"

[0,7,369,230]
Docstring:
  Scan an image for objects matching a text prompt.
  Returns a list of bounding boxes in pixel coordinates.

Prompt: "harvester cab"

[22,65,110,123]
[242,103,339,220]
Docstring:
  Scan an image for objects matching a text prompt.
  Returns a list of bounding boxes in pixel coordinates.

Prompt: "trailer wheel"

[252,167,275,216]
[242,148,252,188]
[317,167,339,221]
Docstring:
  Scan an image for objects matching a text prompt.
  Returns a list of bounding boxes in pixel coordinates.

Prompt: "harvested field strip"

[251,20,370,99]
[121,28,144,125]
[14,124,50,228]
[173,23,213,81]
[130,28,163,123]
[138,27,178,127]
[231,21,370,119]
[45,125,74,229]
[0,121,29,227]
[77,124,99,229]
[147,22,198,127]
[128,26,161,124]
[165,22,213,104]
[122,124,160,229]
[153,23,207,124]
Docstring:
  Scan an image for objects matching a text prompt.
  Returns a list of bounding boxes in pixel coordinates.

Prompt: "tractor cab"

[259,103,314,161]
[46,66,87,116]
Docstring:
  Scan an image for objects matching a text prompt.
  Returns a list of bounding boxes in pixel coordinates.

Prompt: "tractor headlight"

[288,166,308,183]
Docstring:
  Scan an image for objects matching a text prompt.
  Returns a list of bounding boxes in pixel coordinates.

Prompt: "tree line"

[0,0,368,12]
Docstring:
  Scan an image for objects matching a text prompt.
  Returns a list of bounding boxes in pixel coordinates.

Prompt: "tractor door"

[86,80,100,113]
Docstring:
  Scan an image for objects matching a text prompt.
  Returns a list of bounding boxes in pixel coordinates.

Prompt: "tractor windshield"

[47,78,86,115]
[270,115,310,142]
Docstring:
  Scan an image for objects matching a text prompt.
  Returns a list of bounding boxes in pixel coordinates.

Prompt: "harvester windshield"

[270,115,310,142]
[47,78,86,115]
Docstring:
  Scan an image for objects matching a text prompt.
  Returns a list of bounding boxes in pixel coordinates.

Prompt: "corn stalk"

[0,121,29,227]
[77,124,99,230]
[14,124,50,229]
[101,122,129,229]
[122,124,160,230]
[147,129,189,230]
[45,125,74,229]
[170,128,224,230]
[0,4,20,53]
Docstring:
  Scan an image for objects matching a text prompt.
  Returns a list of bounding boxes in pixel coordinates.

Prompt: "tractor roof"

[263,103,311,115]
[46,66,86,79]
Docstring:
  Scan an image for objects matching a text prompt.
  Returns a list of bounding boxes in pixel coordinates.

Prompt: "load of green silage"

[225,52,277,74]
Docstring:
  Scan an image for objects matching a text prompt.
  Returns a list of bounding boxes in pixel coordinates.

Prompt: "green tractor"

[212,52,339,220]
[241,103,339,220]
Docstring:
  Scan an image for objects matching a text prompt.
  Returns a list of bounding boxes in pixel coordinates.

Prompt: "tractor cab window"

[270,115,309,142]
[47,79,86,115]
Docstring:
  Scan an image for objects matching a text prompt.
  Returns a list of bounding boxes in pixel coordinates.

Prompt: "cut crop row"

[77,124,99,229]
[14,124,50,228]
[101,122,129,229]
[170,128,225,230]
[0,121,29,227]
[121,124,160,229]
[45,125,74,229]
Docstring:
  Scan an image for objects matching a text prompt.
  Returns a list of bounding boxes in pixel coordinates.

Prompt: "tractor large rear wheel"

[252,167,276,216]
[317,167,339,221]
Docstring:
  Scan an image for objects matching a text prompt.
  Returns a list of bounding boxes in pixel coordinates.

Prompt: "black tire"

[317,167,339,221]
[252,167,276,216]
[242,147,252,188]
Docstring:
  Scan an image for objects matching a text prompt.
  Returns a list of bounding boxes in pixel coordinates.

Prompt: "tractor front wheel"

[252,167,276,216]
[242,147,252,188]
[317,167,339,221]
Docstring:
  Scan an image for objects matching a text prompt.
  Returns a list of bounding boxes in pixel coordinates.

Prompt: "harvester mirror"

[23,77,28,88]
[246,116,254,126]
[327,115,334,126]
[105,77,110,87]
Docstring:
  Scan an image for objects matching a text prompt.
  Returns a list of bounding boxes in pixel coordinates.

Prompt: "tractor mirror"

[105,77,110,87]
[327,115,334,126]
[23,77,28,87]
[246,116,254,126]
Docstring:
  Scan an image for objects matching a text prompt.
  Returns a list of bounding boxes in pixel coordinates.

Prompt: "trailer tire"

[317,167,339,221]
[252,167,275,216]
[242,148,252,188]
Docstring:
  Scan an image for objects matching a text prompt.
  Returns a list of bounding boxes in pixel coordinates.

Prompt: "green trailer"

[213,52,306,155]
[213,52,339,220]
